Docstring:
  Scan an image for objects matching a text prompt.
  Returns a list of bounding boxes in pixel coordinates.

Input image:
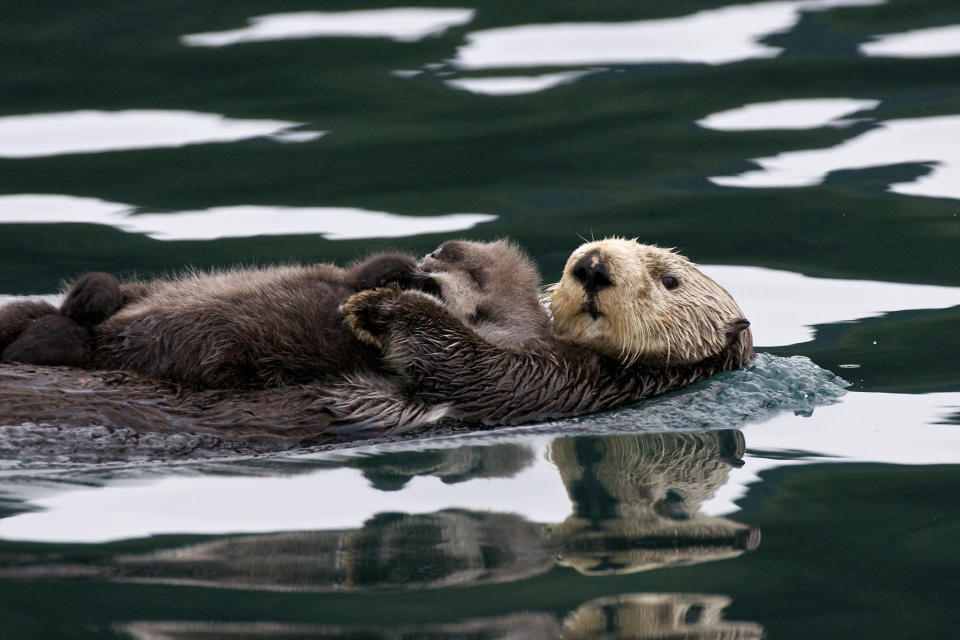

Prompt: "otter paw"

[343,288,404,348]
[0,300,58,350]
[61,272,123,327]
[347,253,419,291]
[1,314,93,367]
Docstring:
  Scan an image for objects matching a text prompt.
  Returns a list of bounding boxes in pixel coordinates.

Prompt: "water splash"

[532,353,849,436]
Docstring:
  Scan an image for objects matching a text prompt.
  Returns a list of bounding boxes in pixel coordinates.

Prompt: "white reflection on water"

[0,110,324,159]
[703,390,960,515]
[860,24,960,58]
[700,265,960,347]
[0,436,568,543]
[708,115,960,200]
[444,70,594,96]
[181,8,475,46]
[697,98,880,130]
[453,0,884,69]
[0,194,496,241]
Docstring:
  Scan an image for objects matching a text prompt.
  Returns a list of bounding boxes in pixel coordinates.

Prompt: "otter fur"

[0,241,548,393]
[1,253,423,387]
[307,239,554,432]
[341,238,753,429]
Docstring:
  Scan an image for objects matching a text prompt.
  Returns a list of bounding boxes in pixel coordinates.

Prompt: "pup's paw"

[0,300,59,351]
[1,314,93,366]
[61,272,123,327]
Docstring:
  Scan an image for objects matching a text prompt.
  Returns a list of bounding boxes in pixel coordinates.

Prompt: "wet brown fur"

[0,299,59,354]
[1,254,422,389]
[93,254,421,388]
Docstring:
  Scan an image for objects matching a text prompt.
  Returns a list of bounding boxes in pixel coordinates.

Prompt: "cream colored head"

[549,238,752,367]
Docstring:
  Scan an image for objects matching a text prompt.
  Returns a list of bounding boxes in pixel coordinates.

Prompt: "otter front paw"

[343,288,404,348]
[346,253,418,291]
[344,288,442,348]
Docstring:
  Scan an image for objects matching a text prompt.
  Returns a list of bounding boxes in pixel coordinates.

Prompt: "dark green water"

[1,0,959,637]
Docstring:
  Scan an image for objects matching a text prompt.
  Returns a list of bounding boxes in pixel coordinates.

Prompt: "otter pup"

[342,238,753,429]
[311,239,555,433]
[0,240,549,393]
[348,239,549,352]
[0,253,423,387]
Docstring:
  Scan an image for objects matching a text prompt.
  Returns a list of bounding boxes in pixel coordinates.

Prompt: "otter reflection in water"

[2,430,757,591]
[117,593,763,639]
[548,430,759,575]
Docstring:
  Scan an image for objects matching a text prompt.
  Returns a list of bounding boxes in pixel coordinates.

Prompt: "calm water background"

[1,0,959,637]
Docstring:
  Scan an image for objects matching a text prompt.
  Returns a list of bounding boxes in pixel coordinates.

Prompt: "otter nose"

[572,253,611,296]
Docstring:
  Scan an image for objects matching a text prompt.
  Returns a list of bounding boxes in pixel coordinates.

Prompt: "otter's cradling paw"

[345,253,421,291]
[344,288,444,350]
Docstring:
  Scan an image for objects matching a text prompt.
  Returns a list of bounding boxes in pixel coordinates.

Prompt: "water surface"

[1,0,958,637]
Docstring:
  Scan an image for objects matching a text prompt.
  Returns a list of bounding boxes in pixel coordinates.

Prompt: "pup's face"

[418,239,543,320]
[550,238,751,366]
[417,240,487,320]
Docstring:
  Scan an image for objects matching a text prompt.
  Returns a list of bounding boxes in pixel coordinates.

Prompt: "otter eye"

[430,242,462,262]
[662,275,679,290]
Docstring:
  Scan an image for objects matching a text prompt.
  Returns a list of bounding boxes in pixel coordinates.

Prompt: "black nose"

[572,253,612,296]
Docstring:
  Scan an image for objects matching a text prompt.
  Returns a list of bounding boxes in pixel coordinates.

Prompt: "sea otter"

[348,239,549,351]
[0,238,751,441]
[339,238,753,429]
[0,253,423,386]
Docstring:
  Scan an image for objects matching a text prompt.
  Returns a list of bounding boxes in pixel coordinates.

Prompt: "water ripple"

[181,8,476,46]
[0,110,324,158]
[0,194,496,241]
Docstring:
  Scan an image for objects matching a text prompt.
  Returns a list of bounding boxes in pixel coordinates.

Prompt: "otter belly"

[94,268,376,388]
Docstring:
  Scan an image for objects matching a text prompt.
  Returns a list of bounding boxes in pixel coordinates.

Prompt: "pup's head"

[549,238,752,367]
[418,239,549,347]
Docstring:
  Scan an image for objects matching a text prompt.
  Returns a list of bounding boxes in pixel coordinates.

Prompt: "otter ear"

[724,318,750,336]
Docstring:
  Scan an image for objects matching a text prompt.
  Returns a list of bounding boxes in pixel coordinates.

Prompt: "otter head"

[550,238,753,367]
[418,239,549,347]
